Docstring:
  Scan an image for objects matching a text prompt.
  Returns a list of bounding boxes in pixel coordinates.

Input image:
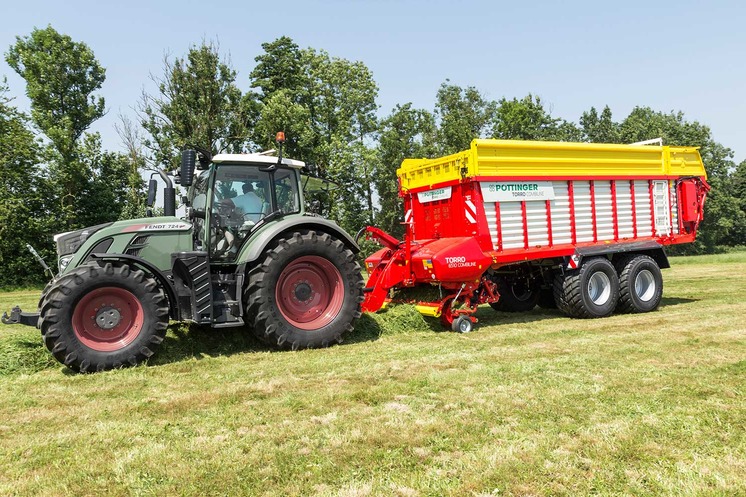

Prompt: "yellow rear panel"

[398,139,707,191]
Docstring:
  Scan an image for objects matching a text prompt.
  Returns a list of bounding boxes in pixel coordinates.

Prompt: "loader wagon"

[361,139,709,332]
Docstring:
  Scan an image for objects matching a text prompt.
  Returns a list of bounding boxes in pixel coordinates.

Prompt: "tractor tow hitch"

[1,306,39,327]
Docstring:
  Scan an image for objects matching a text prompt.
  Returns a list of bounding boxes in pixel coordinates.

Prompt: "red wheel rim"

[71,287,144,352]
[275,256,345,330]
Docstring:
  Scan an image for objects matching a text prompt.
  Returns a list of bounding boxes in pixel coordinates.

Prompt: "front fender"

[237,216,359,264]
[88,253,180,320]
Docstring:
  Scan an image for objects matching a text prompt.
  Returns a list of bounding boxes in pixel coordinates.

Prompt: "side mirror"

[181,149,196,187]
[146,178,157,217]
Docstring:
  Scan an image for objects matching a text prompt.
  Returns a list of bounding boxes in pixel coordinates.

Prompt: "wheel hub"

[293,282,313,303]
[588,272,612,305]
[634,269,656,301]
[95,306,122,330]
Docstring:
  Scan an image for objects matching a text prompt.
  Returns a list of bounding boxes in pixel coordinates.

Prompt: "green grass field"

[1,253,744,496]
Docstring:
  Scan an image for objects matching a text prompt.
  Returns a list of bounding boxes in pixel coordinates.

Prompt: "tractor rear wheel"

[39,262,169,372]
[489,276,539,312]
[615,255,663,313]
[554,257,619,319]
[245,231,364,350]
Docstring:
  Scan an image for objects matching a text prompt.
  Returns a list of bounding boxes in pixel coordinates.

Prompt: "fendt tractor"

[360,138,709,332]
[3,134,365,372]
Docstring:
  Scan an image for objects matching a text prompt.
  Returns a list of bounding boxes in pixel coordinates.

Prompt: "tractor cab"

[185,154,304,261]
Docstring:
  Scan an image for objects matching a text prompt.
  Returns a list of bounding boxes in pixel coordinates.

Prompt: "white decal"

[142,222,191,231]
[417,186,452,203]
[481,181,555,202]
[444,256,477,269]
[465,198,477,224]
[567,254,580,270]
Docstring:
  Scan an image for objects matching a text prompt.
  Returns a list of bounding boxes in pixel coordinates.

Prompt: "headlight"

[58,255,73,273]
[53,222,113,257]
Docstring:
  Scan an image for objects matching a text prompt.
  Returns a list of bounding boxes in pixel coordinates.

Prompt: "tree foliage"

[434,82,493,154]
[6,25,105,164]
[580,106,620,143]
[140,41,250,170]
[491,94,581,141]
[250,38,379,233]
[0,81,52,285]
[376,103,436,236]
[1,27,146,286]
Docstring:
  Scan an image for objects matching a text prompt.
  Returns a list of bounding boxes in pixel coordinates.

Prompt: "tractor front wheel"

[245,231,364,350]
[39,262,169,372]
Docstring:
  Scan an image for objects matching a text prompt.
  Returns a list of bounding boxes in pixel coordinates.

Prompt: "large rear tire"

[488,276,539,312]
[245,231,364,350]
[554,257,619,319]
[39,262,169,372]
[615,255,663,313]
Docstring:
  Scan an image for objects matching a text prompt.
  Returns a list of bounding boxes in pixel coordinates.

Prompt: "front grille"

[125,235,150,257]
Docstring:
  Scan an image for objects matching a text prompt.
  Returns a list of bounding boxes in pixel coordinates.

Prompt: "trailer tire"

[537,288,558,309]
[39,262,169,372]
[555,257,619,319]
[245,231,364,350]
[615,255,663,313]
[488,277,539,312]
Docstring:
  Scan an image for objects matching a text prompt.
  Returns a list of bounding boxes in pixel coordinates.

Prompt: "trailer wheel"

[39,262,169,372]
[245,231,364,350]
[615,255,663,313]
[488,277,539,312]
[554,257,619,318]
[536,288,558,309]
[452,316,473,333]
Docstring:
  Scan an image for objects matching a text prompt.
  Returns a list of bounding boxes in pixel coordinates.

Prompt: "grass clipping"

[354,304,432,340]
[0,329,57,376]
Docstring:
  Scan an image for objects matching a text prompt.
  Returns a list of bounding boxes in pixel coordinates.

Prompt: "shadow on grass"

[475,306,566,328]
[660,297,699,307]
[150,323,272,366]
[151,316,385,367]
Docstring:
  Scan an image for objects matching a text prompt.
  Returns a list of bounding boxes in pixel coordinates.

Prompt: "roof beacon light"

[275,131,286,143]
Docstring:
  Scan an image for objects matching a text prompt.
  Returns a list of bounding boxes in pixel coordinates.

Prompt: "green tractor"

[2,136,364,372]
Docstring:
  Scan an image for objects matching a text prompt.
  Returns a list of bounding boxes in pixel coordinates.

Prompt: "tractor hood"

[54,217,193,275]
[54,223,114,257]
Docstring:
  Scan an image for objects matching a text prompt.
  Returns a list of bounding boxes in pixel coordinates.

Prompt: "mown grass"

[0,253,744,496]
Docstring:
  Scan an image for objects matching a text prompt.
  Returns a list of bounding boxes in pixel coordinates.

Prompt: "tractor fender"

[238,216,360,264]
[88,253,180,320]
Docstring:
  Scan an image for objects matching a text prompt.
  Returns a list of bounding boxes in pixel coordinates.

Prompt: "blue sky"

[2,0,744,162]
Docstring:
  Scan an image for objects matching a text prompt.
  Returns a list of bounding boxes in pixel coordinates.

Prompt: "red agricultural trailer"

[362,139,709,332]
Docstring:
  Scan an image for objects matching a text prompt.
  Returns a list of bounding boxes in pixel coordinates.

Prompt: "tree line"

[1,27,745,286]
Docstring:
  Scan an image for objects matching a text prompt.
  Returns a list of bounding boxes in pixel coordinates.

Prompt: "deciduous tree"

[0,80,50,285]
[140,41,251,170]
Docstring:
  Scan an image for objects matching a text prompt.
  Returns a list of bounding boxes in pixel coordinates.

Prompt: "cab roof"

[212,153,305,169]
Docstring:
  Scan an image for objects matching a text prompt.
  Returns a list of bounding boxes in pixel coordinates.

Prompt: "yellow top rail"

[398,139,707,191]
